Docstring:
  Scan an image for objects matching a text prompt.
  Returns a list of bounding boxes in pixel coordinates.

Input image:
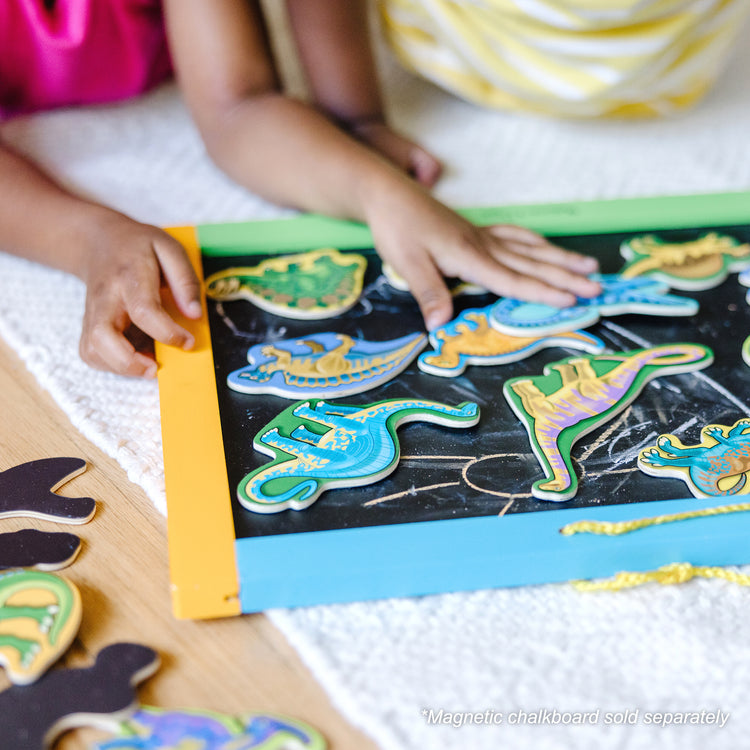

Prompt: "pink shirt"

[0,0,172,119]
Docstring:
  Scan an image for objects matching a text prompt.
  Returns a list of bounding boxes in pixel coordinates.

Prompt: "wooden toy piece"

[0,457,95,524]
[0,643,160,750]
[228,332,427,399]
[0,529,81,571]
[0,569,81,685]
[381,261,486,297]
[503,343,714,501]
[204,249,367,320]
[239,398,480,513]
[489,275,699,337]
[619,232,750,290]
[94,706,326,749]
[638,418,750,498]
[417,304,605,377]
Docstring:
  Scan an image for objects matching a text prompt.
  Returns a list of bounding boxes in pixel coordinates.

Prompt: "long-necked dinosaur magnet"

[504,344,714,501]
[239,398,480,513]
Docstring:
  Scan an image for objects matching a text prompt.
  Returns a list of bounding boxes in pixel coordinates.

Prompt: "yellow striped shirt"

[377,0,750,116]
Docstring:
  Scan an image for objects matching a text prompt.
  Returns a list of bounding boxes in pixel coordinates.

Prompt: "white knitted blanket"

[1,14,749,750]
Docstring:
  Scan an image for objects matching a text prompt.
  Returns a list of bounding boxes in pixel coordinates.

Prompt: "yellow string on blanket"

[560,502,750,537]
[572,563,750,592]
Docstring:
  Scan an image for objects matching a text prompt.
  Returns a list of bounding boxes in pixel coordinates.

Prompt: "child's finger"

[488,248,600,299]
[397,255,454,330]
[154,236,203,319]
[460,253,578,308]
[80,319,157,378]
[123,285,195,352]
[488,225,599,273]
[502,240,599,275]
[408,146,442,188]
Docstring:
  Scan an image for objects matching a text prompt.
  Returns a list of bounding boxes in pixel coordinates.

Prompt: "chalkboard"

[158,194,750,618]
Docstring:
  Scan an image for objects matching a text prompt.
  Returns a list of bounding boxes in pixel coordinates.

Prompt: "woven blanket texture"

[1,11,749,749]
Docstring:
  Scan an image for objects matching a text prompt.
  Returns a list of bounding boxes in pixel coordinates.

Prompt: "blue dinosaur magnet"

[239,398,480,513]
[417,304,605,377]
[94,707,326,749]
[638,418,750,498]
[228,332,426,399]
[489,274,699,337]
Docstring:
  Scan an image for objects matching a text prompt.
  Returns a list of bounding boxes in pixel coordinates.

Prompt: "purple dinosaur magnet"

[0,529,81,571]
[0,643,160,750]
[94,707,327,749]
[503,343,714,501]
[0,457,96,524]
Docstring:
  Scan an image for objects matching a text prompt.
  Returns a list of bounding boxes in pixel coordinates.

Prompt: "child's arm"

[165,0,600,331]
[0,139,201,377]
[284,0,441,187]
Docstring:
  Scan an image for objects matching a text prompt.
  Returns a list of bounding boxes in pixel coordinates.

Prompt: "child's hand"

[364,177,601,330]
[77,215,202,378]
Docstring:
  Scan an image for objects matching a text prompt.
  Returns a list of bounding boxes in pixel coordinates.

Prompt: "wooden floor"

[0,337,376,749]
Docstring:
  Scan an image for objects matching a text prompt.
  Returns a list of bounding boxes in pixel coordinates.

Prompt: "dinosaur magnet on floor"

[417,304,605,377]
[228,332,427,398]
[638,418,750,497]
[0,457,95,523]
[0,529,81,571]
[204,249,367,320]
[0,569,82,685]
[0,643,160,750]
[503,343,714,501]
[93,707,326,749]
[619,233,750,290]
[239,397,480,513]
[489,275,699,337]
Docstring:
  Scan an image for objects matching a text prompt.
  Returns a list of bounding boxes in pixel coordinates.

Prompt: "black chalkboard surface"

[203,222,750,540]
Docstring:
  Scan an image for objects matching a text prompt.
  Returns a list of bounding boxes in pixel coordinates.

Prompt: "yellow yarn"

[572,562,750,591]
[560,502,750,536]
[562,503,750,590]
